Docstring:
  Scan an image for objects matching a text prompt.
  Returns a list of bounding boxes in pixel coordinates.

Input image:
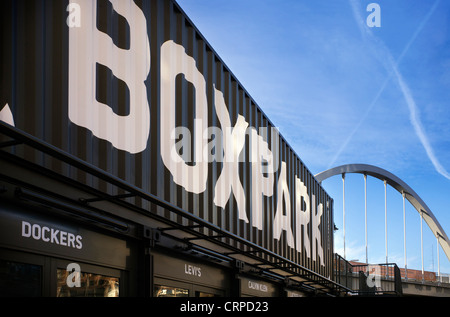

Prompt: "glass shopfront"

[0,203,133,297]
[154,284,189,297]
[0,258,42,297]
[0,249,124,297]
[56,267,120,297]
[153,251,229,297]
[154,277,224,297]
[153,278,225,297]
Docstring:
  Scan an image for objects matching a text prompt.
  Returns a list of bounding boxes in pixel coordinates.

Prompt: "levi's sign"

[64,0,329,267]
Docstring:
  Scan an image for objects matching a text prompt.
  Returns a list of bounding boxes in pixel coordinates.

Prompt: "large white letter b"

[68,0,150,153]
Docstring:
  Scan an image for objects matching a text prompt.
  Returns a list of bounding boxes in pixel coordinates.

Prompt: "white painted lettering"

[60,231,67,246]
[295,177,311,258]
[68,0,151,153]
[249,128,275,230]
[21,221,31,238]
[0,104,15,126]
[248,281,268,292]
[20,221,83,250]
[32,224,41,240]
[160,40,208,194]
[67,232,75,248]
[51,228,60,244]
[184,264,202,277]
[76,235,83,249]
[42,226,50,242]
[273,162,295,248]
[311,194,325,266]
[213,86,249,223]
[64,3,329,266]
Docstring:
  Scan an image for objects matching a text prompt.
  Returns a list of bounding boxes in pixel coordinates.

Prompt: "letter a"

[66,3,81,28]
[66,263,81,287]
[295,177,310,258]
[366,3,381,28]
[273,162,295,248]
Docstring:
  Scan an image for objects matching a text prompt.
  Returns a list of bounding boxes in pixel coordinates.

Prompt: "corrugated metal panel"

[1,0,334,278]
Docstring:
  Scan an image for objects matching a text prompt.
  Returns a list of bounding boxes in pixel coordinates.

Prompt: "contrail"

[330,0,450,180]
[392,64,450,180]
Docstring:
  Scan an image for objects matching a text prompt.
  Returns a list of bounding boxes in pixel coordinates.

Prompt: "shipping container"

[0,0,341,297]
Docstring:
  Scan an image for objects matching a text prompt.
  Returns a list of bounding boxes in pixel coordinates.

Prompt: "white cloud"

[334,233,367,261]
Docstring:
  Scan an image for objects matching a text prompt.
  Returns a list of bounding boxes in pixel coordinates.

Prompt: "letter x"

[213,86,249,223]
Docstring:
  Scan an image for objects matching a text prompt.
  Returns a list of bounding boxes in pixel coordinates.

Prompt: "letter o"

[32,224,41,240]
[160,40,209,194]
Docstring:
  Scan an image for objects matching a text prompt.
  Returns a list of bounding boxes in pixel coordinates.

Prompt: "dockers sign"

[1,0,332,274]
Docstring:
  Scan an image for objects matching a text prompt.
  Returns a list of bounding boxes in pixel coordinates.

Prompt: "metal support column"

[342,173,346,259]
[403,192,407,279]
[364,173,368,264]
[437,235,441,283]
[421,211,424,282]
[140,226,160,297]
[384,180,388,265]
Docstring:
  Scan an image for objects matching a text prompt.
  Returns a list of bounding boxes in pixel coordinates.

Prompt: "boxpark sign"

[1,0,333,275]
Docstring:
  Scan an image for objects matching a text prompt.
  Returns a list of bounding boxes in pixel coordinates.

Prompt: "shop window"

[0,259,42,297]
[154,285,189,297]
[56,269,119,297]
[196,291,219,297]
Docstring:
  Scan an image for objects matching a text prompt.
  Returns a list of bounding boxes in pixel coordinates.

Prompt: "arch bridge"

[315,164,450,288]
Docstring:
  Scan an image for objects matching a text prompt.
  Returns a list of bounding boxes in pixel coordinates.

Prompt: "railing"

[334,254,354,291]
[436,273,450,284]
[400,269,450,285]
[333,254,403,296]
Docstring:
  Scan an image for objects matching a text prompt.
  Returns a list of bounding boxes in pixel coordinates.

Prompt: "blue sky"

[176,0,450,274]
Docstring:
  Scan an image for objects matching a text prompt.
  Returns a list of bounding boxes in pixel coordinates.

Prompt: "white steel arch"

[315,164,450,268]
